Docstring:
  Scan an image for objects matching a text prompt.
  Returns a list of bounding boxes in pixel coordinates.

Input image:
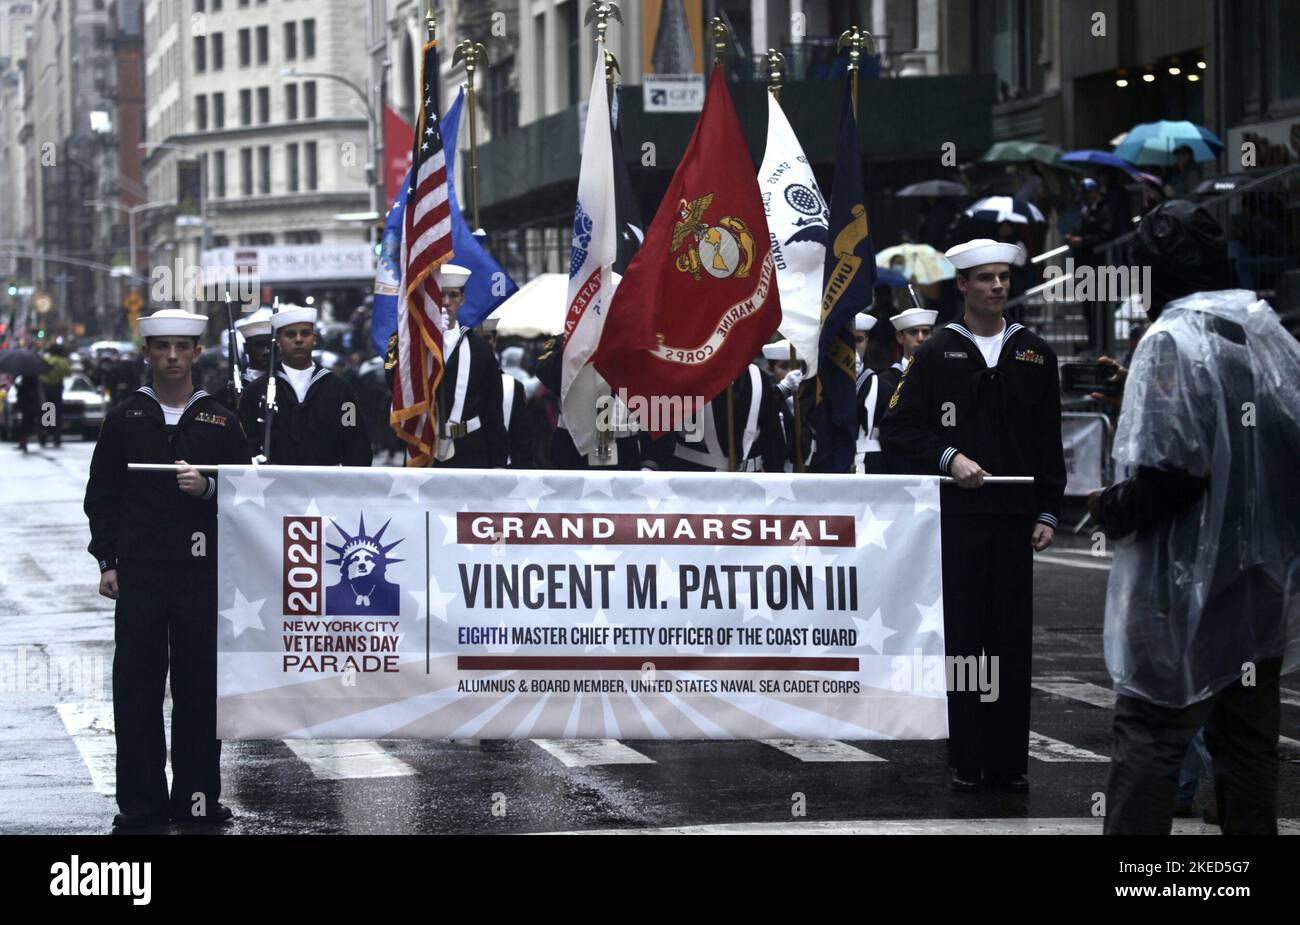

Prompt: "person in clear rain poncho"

[1089,201,1300,835]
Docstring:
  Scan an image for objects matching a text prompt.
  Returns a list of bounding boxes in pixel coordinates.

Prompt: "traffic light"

[5,286,16,297]
[36,329,45,339]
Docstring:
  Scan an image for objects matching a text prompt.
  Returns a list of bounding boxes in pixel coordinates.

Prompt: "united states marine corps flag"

[391,29,453,466]
[594,64,781,436]
[814,76,877,472]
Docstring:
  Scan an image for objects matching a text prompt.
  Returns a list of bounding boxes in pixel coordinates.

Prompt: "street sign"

[33,291,53,315]
[123,291,144,311]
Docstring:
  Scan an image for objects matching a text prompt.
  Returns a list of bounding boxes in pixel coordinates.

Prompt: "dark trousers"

[941,514,1034,776]
[1104,657,1281,835]
[113,559,222,818]
[41,384,62,445]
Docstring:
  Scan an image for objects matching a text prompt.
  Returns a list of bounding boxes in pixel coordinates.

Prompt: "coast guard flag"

[561,46,619,457]
[594,65,781,436]
[441,87,518,329]
[813,77,876,472]
[758,92,828,376]
[371,168,411,357]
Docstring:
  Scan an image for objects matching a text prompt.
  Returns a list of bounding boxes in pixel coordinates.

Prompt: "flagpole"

[453,38,488,232]
[835,26,877,121]
[762,48,804,474]
[709,16,739,473]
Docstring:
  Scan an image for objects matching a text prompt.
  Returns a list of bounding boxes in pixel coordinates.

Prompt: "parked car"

[2,373,106,441]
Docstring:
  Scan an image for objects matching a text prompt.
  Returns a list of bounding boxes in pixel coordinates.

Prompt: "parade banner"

[1062,414,1106,496]
[216,468,948,740]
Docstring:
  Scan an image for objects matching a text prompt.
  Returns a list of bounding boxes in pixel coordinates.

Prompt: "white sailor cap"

[854,312,877,332]
[944,239,1024,270]
[138,309,208,338]
[761,339,793,362]
[479,315,499,334]
[437,263,472,290]
[235,307,273,339]
[270,305,319,331]
[890,307,939,331]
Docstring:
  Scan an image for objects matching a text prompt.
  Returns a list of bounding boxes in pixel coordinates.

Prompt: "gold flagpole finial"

[425,7,437,41]
[710,16,729,70]
[603,48,621,86]
[836,26,877,70]
[452,39,489,75]
[761,48,786,98]
[584,1,623,47]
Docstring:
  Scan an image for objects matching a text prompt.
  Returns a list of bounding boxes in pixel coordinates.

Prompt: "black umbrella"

[0,349,50,377]
[896,180,969,198]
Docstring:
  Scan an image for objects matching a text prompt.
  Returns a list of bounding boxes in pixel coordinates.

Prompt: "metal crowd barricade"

[1060,410,1114,533]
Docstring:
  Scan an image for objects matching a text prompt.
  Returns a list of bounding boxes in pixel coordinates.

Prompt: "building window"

[241,147,253,196]
[304,141,318,190]
[195,94,208,130]
[194,0,204,11]
[285,84,298,120]
[285,230,322,244]
[304,80,317,118]
[258,145,271,194]
[239,88,252,125]
[211,33,223,70]
[193,35,206,72]
[238,27,250,67]
[256,25,268,65]
[212,0,221,10]
[286,142,299,192]
[284,21,297,60]
[257,86,269,123]
[213,92,225,128]
[213,151,226,198]
[303,19,316,58]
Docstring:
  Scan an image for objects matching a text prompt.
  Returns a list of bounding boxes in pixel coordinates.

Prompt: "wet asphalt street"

[2,440,1296,835]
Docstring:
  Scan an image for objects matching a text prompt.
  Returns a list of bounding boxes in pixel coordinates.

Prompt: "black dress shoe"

[112,811,169,831]
[985,773,1030,793]
[950,770,981,793]
[171,802,234,825]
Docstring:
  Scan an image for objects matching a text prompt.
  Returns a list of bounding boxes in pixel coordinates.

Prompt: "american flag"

[391,36,452,466]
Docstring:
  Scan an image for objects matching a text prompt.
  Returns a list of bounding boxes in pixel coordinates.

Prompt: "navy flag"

[813,77,876,473]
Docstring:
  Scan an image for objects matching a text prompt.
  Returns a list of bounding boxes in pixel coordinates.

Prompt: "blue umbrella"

[1061,149,1143,176]
[876,267,909,288]
[1113,120,1224,166]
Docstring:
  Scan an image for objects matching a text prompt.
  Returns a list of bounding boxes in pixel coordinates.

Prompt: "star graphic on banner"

[853,607,896,654]
[656,557,681,608]
[857,505,893,550]
[509,475,556,512]
[422,575,457,623]
[904,480,941,514]
[788,542,838,575]
[228,467,273,507]
[632,476,674,512]
[220,589,266,637]
[737,583,773,623]
[438,504,468,546]
[388,469,435,502]
[914,594,945,637]
[578,609,624,652]
[576,544,624,568]
[759,476,796,505]
[581,474,614,498]
[304,498,322,517]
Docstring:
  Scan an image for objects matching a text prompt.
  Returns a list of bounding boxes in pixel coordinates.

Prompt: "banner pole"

[709,16,737,473]
[452,38,489,232]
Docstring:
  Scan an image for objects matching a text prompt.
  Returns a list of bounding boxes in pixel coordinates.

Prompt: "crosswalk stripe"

[545,818,1300,835]
[280,739,417,780]
[55,702,118,796]
[1281,688,1300,709]
[1028,731,1109,763]
[760,739,888,762]
[1033,678,1117,709]
[1033,554,1112,571]
[531,738,655,768]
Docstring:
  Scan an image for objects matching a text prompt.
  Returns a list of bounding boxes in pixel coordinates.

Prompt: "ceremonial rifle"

[256,298,279,464]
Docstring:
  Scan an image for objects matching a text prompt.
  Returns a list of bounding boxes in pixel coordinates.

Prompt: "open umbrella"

[0,349,50,377]
[1061,149,1143,176]
[965,195,1045,225]
[981,141,1063,165]
[876,243,957,284]
[896,180,968,198]
[1113,120,1225,166]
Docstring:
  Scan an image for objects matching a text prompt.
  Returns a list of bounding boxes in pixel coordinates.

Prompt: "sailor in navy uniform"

[431,264,507,468]
[480,316,536,469]
[880,239,1066,794]
[235,307,273,388]
[83,309,250,830]
[859,307,936,473]
[534,333,644,470]
[642,364,787,473]
[849,313,880,471]
[762,339,807,472]
[237,304,373,466]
